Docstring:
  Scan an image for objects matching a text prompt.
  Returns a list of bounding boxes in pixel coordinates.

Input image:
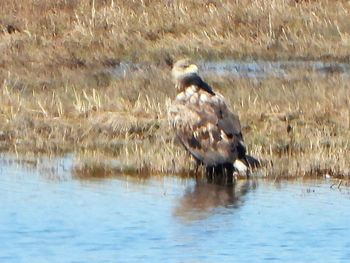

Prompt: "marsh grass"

[1,0,350,179]
[1,66,349,179]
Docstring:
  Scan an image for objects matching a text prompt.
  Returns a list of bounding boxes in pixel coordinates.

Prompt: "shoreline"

[1,68,349,178]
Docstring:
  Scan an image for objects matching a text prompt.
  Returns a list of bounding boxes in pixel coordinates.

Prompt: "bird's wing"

[215,97,246,159]
[169,86,245,166]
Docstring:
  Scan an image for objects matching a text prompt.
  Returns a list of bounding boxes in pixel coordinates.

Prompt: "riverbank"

[1,66,349,178]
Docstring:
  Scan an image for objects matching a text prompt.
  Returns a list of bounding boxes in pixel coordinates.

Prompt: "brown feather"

[169,82,246,166]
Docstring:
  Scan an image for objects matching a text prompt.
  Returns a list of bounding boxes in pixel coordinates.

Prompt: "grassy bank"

[1,68,349,178]
[1,0,350,178]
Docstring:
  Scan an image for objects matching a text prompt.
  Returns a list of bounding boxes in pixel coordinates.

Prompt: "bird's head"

[171,59,199,84]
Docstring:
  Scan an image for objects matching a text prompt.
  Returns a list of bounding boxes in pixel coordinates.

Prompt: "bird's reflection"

[173,179,257,222]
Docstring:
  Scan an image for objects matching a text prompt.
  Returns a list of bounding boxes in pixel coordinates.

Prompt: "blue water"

[1,157,350,263]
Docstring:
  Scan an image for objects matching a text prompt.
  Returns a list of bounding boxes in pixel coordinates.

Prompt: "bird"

[168,59,257,183]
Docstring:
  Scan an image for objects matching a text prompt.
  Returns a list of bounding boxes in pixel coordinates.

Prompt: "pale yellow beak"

[184,64,199,74]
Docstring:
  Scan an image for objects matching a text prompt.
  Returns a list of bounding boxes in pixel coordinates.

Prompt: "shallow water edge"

[109,59,350,79]
[1,154,350,263]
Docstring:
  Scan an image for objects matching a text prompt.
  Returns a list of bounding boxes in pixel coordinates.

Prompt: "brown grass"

[1,68,349,179]
[1,0,350,179]
[1,0,350,88]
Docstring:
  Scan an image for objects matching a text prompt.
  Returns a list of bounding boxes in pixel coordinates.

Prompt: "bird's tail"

[244,155,262,169]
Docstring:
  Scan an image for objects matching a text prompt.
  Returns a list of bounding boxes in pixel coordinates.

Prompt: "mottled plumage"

[169,59,248,174]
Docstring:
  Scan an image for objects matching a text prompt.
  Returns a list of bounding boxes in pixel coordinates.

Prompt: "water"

[199,60,350,79]
[109,60,350,79]
[1,157,350,263]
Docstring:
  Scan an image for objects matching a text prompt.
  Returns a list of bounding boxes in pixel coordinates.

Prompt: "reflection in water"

[1,156,350,263]
[174,179,257,222]
[0,153,74,181]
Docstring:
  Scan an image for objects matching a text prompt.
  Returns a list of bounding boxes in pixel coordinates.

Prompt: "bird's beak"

[185,64,199,74]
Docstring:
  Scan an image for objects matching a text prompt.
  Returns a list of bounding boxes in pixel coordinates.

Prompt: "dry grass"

[1,0,350,179]
[1,0,350,88]
[1,67,349,179]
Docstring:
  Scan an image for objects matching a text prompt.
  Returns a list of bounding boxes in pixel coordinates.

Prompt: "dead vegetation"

[1,68,349,179]
[1,0,350,178]
[1,0,350,88]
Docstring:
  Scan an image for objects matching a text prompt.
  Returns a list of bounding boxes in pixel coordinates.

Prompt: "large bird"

[169,59,255,181]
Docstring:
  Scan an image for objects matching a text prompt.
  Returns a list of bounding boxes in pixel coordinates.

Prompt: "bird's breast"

[176,85,199,103]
